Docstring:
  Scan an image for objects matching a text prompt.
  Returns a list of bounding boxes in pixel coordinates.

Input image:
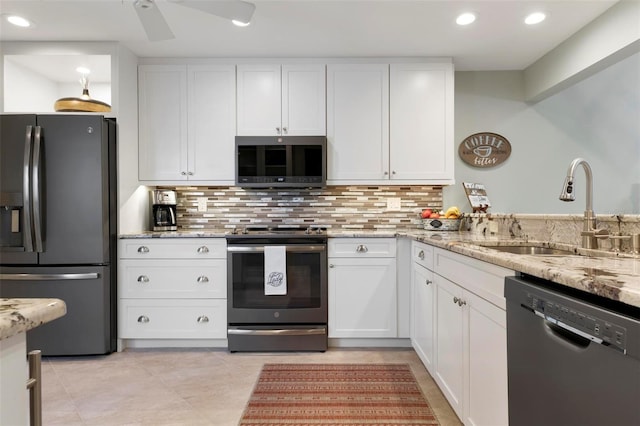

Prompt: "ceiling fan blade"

[176,1,256,24]
[134,0,175,41]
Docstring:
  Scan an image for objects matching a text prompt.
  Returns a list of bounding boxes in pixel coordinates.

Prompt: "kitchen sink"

[476,243,577,256]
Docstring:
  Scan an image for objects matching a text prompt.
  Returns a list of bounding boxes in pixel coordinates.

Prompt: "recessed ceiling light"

[4,14,32,28]
[525,12,546,25]
[232,19,250,27]
[456,13,476,26]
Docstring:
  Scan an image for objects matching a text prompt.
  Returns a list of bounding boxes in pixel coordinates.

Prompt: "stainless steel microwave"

[235,136,327,188]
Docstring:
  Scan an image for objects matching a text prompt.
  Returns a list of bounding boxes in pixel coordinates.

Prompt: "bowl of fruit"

[421,206,463,231]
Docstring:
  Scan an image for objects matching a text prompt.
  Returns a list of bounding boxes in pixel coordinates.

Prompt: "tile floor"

[41,347,462,426]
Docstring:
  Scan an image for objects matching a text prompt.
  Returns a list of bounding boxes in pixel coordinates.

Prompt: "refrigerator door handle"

[0,272,100,281]
[32,126,44,252]
[23,125,35,252]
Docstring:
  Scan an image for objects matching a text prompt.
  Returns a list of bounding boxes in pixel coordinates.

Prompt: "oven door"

[227,243,328,324]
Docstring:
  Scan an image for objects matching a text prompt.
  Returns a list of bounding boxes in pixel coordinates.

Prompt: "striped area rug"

[239,363,440,425]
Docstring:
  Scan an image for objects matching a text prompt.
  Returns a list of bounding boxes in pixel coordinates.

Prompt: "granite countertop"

[119,229,640,309]
[0,298,67,341]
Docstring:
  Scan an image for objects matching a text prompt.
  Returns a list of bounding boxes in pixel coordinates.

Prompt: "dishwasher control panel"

[526,293,627,354]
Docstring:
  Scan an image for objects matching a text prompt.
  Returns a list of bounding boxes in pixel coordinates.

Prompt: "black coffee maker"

[151,190,177,231]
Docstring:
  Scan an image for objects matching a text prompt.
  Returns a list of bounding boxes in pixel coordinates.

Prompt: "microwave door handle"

[23,125,34,252]
[32,126,44,252]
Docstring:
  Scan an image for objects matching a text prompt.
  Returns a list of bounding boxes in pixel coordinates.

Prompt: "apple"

[421,209,433,219]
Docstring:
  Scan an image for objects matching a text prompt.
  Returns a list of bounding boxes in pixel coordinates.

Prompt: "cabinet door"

[328,256,397,338]
[411,263,435,374]
[237,64,282,136]
[465,290,508,426]
[326,64,389,181]
[138,65,188,180]
[282,64,326,135]
[390,63,454,182]
[188,65,236,181]
[434,274,464,419]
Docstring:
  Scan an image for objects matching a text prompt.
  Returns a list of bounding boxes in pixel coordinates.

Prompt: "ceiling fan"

[133,0,256,41]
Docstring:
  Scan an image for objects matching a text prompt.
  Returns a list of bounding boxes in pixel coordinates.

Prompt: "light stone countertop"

[119,229,640,310]
[0,298,67,341]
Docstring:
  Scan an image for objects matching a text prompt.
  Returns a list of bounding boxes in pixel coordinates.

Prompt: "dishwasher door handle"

[544,319,592,349]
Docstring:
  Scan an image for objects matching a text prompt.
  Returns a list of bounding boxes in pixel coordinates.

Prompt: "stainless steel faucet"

[559,158,608,249]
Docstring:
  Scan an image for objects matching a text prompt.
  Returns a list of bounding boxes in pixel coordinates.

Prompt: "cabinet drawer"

[328,238,396,257]
[118,259,226,298]
[118,299,227,339]
[412,241,434,270]
[119,238,226,259]
[433,247,511,309]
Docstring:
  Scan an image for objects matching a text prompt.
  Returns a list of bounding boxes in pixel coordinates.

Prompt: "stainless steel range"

[226,226,328,352]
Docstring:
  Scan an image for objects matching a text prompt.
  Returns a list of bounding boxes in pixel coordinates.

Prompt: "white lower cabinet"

[411,245,511,426]
[118,238,227,343]
[328,238,397,338]
[411,241,436,374]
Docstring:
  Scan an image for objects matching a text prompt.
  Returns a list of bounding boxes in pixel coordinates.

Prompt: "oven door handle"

[227,246,326,252]
[227,327,326,336]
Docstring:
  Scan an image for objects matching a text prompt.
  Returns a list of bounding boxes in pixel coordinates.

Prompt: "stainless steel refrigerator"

[0,114,117,356]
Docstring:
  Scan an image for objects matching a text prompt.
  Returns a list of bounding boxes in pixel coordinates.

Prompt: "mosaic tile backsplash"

[164,185,444,230]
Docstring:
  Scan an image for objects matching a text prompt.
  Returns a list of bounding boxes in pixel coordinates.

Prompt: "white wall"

[445,51,640,215]
[4,60,57,112]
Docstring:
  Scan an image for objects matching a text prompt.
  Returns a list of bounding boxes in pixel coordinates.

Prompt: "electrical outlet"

[197,197,208,212]
[386,197,402,211]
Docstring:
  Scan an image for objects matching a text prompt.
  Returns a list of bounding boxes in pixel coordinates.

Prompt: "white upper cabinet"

[326,63,390,181]
[327,61,454,184]
[237,64,326,136]
[390,63,454,182]
[138,64,236,183]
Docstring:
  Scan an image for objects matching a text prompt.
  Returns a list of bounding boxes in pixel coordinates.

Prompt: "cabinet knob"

[356,244,368,253]
[282,127,288,134]
[137,275,150,283]
[197,246,209,254]
[181,171,187,176]
[329,264,334,268]
[425,279,432,285]
[137,246,150,254]
[276,127,281,134]
[453,296,459,304]
[384,171,389,176]
[418,250,425,260]
[187,171,193,176]
[392,171,396,175]
[137,315,150,323]
[196,275,209,283]
[197,315,209,323]
[453,297,467,307]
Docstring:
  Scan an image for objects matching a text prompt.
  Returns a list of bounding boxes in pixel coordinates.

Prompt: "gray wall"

[445,52,640,215]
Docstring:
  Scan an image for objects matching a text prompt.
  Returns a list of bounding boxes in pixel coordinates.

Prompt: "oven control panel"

[525,293,627,354]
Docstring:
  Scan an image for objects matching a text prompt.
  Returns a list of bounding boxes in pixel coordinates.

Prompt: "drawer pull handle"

[197,315,209,323]
[425,279,432,285]
[137,246,149,253]
[329,264,334,268]
[356,244,368,253]
[137,315,150,323]
[197,275,209,283]
[453,297,467,307]
[197,246,209,254]
[137,275,150,283]
[418,250,425,259]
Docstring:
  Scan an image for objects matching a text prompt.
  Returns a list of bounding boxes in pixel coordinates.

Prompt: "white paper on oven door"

[264,246,287,295]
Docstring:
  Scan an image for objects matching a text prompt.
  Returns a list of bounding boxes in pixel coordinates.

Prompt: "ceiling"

[0,0,620,82]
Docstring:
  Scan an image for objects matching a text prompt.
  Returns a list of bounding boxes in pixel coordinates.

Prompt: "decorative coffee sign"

[458,132,511,168]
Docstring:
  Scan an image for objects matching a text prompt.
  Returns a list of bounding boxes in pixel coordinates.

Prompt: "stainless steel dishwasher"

[505,274,640,426]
